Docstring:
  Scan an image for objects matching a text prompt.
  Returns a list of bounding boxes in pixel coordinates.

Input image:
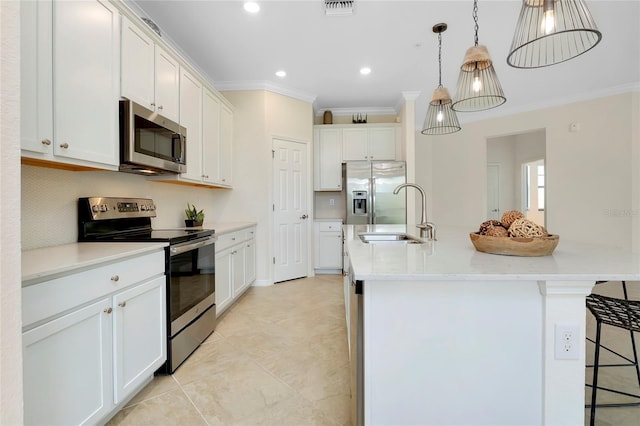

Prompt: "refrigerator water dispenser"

[352,191,368,215]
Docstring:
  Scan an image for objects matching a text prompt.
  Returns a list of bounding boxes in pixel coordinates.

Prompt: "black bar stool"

[585,281,640,426]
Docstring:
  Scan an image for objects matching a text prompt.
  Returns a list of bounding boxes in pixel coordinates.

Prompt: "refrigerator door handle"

[370,177,376,224]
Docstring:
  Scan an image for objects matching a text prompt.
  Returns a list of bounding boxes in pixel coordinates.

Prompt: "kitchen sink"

[358,232,424,244]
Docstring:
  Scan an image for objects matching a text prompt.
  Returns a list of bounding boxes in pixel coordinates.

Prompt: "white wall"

[0,1,23,423]
[487,136,517,215]
[416,92,637,250]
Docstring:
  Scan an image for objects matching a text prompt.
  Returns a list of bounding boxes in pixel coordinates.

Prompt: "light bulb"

[541,9,555,34]
[436,109,444,123]
[472,75,482,93]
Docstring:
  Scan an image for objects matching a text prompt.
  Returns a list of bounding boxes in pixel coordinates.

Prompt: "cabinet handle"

[300,214,308,220]
[150,102,156,107]
[231,237,236,241]
[104,307,113,314]
[59,143,69,149]
[41,139,52,146]
[157,105,163,110]
[111,275,120,282]
[222,178,226,182]
[118,301,127,308]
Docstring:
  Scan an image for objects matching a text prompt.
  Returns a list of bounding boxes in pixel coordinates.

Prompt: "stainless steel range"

[78,197,216,373]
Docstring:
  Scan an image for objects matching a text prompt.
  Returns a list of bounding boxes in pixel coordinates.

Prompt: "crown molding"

[215,80,317,104]
[453,82,640,126]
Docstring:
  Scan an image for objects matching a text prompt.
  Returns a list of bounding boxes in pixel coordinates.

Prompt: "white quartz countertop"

[345,225,640,281]
[207,221,257,235]
[22,242,168,285]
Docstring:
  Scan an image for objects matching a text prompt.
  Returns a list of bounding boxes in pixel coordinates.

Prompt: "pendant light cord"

[438,31,442,87]
[473,0,479,47]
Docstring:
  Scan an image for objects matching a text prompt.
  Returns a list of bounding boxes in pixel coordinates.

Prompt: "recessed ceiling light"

[243,2,260,13]
[360,67,372,75]
[275,70,286,78]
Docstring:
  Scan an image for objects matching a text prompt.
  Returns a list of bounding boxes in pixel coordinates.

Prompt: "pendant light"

[507,0,602,69]
[451,0,506,112]
[422,23,461,136]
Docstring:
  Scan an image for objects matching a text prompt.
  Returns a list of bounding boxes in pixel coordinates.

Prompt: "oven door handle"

[170,236,217,256]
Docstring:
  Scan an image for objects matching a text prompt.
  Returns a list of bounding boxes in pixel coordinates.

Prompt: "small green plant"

[185,203,205,222]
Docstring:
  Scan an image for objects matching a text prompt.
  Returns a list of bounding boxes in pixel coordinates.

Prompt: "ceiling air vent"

[325,1,354,16]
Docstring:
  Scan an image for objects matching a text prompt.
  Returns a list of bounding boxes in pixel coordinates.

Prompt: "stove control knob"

[101,204,108,212]
[92,205,100,213]
[150,204,156,211]
[140,205,147,211]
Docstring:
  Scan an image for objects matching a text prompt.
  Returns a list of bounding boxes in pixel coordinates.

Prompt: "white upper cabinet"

[21,0,120,170]
[202,88,221,184]
[219,103,234,187]
[314,127,342,191]
[342,125,398,161]
[121,16,180,123]
[178,68,203,181]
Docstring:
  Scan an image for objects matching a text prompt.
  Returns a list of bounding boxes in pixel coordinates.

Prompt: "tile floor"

[107,274,350,426]
[107,276,640,426]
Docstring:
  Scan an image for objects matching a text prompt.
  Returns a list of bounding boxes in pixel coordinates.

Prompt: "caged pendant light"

[507,0,602,69]
[451,0,506,112]
[422,23,461,136]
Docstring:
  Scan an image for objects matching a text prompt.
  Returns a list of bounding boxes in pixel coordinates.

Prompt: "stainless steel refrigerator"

[344,161,406,224]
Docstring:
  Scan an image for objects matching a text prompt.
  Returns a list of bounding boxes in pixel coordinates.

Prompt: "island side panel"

[363,279,543,425]
[538,280,594,426]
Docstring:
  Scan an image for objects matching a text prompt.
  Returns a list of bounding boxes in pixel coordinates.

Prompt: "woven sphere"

[508,218,547,238]
[501,210,524,228]
[478,220,502,235]
[485,226,509,237]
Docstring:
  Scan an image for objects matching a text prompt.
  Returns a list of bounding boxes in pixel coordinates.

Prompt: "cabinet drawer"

[216,231,244,252]
[318,222,342,232]
[23,250,165,329]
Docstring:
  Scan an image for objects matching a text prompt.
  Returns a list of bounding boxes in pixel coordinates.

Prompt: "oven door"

[168,235,216,336]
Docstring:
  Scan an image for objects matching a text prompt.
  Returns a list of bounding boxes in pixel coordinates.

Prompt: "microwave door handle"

[173,133,183,162]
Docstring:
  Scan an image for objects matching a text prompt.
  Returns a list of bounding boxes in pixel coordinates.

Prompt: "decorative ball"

[478,220,502,235]
[501,210,524,228]
[508,218,547,238]
[485,226,509,237]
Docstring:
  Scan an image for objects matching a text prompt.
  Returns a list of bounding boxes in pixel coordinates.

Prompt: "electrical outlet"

[555,324,580,360]
[329,198,335,206]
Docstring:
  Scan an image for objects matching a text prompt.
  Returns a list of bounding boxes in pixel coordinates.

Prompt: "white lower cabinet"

[215,226,257,316]
[22,250,166,426]
[315,221,343,272]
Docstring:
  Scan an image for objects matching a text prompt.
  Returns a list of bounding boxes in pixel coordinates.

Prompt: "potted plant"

[184,203,205,227]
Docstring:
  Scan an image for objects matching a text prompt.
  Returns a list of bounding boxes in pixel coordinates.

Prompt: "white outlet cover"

[554,324,580,360]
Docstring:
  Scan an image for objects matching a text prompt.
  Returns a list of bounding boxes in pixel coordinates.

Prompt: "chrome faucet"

[393,183,436,241]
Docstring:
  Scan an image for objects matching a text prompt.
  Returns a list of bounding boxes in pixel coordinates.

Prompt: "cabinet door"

[314,128,342,191]
[154,45,180,122]
[53,0,120,166]
[244,238,256,287]
[215,248,233,316]
[113,276,166,404]
[202,88,221,184]
[121,16,155,110]
[219,103,233,186]
[179,69,203,181]
[342,128,369,161]
[23,298,113,426]
[317,232,343,269]
[232,244,246,298]
[20,0,53,154]
[369,127,396,160]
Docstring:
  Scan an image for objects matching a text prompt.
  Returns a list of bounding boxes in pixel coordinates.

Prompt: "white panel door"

[273,139,309,283]
[121,16,155,109]
[487,164,500,220]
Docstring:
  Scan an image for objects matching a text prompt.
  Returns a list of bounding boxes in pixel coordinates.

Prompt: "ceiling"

[129,0,640,129]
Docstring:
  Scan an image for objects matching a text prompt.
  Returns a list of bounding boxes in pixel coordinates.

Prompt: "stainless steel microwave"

[119,99,187,175]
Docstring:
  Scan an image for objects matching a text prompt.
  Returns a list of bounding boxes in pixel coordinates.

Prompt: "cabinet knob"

[59,143,69,149]
[104,307,113,314]
[111,275,120,282]
[118,301,127,308]
[41,139,52,146]
[150,102,156,107]
[222,178,226,182]
[157,105,163,110]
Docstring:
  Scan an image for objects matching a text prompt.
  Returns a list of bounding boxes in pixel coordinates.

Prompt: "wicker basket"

[469,232,559,256]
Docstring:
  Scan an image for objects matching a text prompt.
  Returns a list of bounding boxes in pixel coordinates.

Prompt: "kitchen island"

[343,224,640,426]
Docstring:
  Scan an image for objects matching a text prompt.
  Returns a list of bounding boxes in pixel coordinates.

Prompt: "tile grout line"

[171,373,211,426]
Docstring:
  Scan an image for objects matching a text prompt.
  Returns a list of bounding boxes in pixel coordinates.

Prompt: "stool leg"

[621,281,640,389]
[590,320,603,426]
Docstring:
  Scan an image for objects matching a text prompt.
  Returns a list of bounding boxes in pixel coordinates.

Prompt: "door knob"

[300,214,308,219]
